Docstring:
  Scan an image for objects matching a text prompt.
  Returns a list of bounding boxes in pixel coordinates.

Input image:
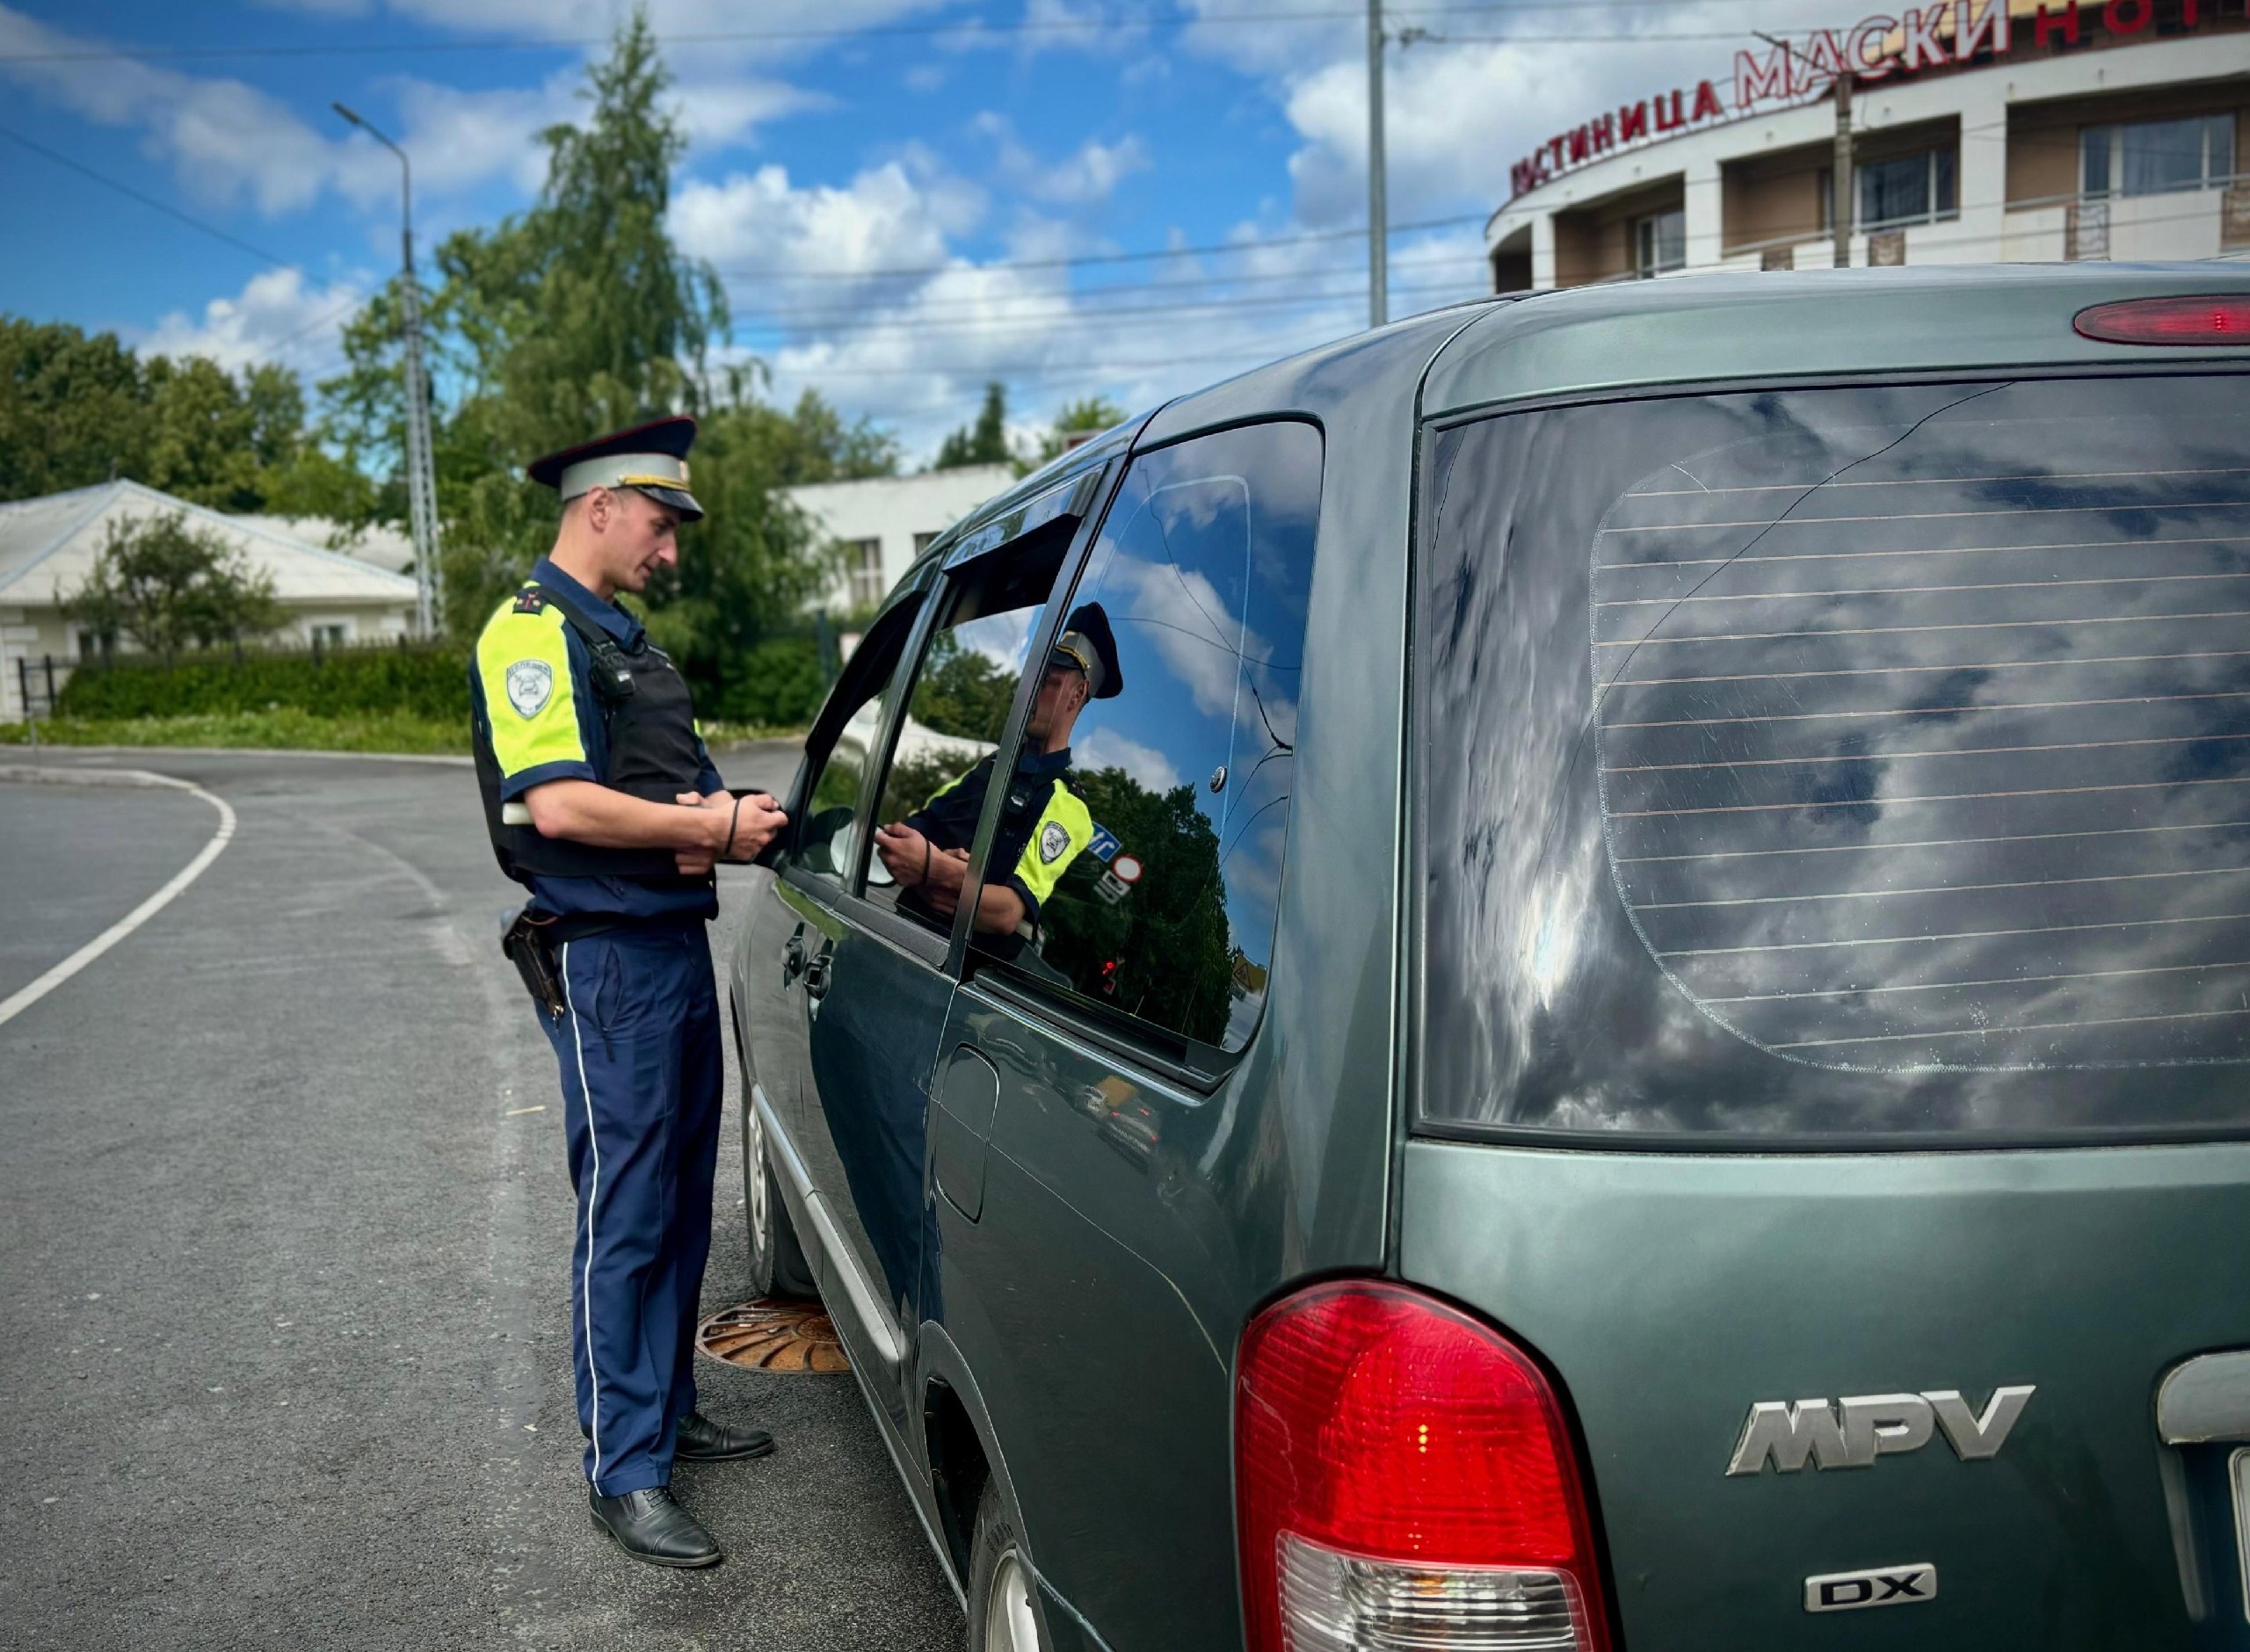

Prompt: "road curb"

[0,764,193,790]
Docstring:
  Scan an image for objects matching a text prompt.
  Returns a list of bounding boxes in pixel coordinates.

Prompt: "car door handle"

[802,949,831,1001]
[781,927,807,987]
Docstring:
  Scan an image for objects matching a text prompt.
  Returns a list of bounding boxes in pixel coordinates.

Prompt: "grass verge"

[1,709,469,755]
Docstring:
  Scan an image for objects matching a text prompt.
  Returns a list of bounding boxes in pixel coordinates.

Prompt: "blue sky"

[0,0,1840,457]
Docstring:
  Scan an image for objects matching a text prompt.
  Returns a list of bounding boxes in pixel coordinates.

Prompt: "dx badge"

[1804,1562,1936,1613]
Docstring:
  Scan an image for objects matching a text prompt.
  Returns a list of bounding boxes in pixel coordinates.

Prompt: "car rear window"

[1416,373,2250,1141]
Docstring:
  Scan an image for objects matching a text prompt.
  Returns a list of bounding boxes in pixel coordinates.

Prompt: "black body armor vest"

[474,582,708,889]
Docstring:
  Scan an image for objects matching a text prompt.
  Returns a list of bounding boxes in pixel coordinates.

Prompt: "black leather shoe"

[588,1486,722,1569]
[674,1411,776,1462]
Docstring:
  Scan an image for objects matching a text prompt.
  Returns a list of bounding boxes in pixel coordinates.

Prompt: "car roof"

[1423,263,2250,418]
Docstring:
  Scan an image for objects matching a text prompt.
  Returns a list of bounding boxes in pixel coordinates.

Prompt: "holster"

[499,902,567,1020]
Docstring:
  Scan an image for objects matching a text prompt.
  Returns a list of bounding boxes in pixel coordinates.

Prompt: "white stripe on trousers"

[562,941,605,1486]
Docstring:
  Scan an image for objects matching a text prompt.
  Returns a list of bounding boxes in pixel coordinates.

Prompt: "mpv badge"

[1726,1386,2034,1475]
[1804,1563,1936,1613]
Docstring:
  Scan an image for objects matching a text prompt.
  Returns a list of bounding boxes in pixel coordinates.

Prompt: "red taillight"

[1235,1281,1611,1652]
[2073,295,2250,345]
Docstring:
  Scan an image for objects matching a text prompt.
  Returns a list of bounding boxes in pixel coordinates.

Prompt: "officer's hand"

[677,845,717,877]
[729,796,792,859]
[873,822,929,885]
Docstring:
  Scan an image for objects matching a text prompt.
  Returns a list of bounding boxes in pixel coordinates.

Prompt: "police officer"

[873,603,1120,944]
[469,417,787,1569]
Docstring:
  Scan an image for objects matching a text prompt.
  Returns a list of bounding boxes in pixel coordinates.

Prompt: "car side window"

[863,534,1073,927]
[794,603,921,888]
[975,421,1324,1060]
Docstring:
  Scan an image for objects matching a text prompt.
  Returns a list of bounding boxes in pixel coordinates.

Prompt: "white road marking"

[0,767,236,1029]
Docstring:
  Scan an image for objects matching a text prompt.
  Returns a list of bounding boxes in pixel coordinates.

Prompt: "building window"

[2082,114,2237,199]
[1632,208,1685,278]
[1857,148,1956,229]
[846,537,885,609]
[309,623,347,648]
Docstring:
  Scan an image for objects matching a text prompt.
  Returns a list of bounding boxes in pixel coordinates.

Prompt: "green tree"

[1040,766,1237,1045]
[759,386,901,485]
[0,315,360,515]
[64,511,284,663]
[1037,395,1123,465]
[320,7,848,717]
[909,631,1019,743]
[0,318,149,500]
[933,380,1013,471]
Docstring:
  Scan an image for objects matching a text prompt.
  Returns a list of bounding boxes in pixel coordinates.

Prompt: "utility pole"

[1754,34,1855,271]
[1367,0,1388,328]
[333,102,442,639]
[1831,67,1854,271]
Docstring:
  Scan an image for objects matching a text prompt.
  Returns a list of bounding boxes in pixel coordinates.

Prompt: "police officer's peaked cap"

[528,415,704,522]
[1050,602,1121,699]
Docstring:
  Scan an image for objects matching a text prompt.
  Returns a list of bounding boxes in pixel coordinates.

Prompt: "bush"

[55,630,831,733]
[58,641,470,722]
[0,709,468,755]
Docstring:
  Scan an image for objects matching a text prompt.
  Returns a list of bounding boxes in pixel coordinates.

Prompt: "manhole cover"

[696,1299,850,1374]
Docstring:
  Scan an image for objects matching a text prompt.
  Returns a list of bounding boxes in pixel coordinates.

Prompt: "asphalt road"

[0,747,961,1651]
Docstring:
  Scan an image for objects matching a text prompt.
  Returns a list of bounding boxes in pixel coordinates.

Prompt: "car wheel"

[967,1475,1049,1652]
[744,1093,816,1300]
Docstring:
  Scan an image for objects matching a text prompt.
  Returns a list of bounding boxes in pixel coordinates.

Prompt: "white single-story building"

[0,480,421,721]
[783,465,1017,613]
[236,514,417,576]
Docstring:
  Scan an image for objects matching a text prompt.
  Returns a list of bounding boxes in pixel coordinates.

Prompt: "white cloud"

[376,72,582,200]
[0,6,611,217]
[1185,0,1857,227]
[0,4,371,215]
[672,155,984,277]
[1077,727,1181,794]
[252,0,954,58]
[139,267,367,374]
[974,114,1150,208]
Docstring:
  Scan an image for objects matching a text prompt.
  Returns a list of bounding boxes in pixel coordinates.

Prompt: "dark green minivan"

[729,265,2250,1652]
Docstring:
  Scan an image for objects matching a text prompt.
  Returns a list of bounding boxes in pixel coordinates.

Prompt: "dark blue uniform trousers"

[541,926,722,1496]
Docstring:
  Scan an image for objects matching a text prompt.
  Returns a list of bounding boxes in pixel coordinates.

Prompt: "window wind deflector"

[945,468,1103,571]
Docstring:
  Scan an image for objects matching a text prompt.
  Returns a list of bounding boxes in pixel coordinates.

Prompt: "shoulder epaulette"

[512,588,547,615]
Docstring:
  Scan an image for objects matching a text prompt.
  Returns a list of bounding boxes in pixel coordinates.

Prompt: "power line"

[761,315,1495,378]
[728,274,1480,342]
[722,251,1490,322]
[717,211,1489,281]
[0,120,290,269]
[243,297,367,368]
[0,3,1822,65]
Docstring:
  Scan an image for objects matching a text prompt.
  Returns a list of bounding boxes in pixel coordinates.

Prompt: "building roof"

[0,482,420,608]
[233,513,417,575]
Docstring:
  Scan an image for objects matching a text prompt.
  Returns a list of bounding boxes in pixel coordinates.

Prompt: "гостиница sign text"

[1507,0,2227,201]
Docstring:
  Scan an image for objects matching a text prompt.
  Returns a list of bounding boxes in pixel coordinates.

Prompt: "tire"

[744,1090,816,1300]
[967,1475,1049,1652]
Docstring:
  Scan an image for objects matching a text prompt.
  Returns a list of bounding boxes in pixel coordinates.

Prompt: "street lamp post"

[1367,0,1388,329]
[333,102,441,640]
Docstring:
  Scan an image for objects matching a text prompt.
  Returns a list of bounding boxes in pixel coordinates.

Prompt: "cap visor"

[632,483,705,521]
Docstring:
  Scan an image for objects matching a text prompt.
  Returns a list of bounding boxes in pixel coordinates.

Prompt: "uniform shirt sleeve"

[904,761,986,848]
[1006,782,1093,923]
[475,603,597,799]
[693,723,723,796]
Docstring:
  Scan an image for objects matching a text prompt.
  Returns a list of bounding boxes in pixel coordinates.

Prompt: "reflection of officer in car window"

[874,604,1121,942]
